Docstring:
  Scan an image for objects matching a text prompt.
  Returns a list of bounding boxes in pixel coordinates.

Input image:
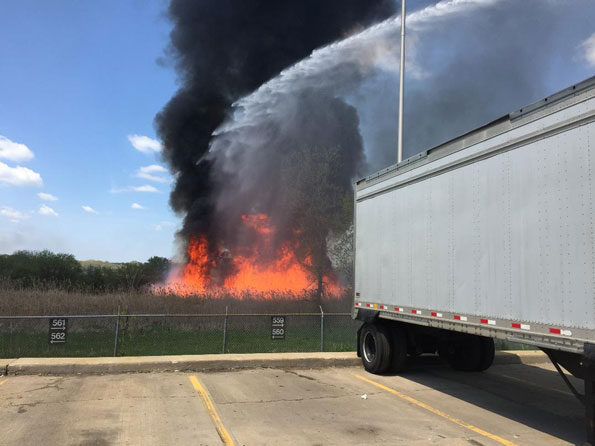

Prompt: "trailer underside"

[354,308,595,444]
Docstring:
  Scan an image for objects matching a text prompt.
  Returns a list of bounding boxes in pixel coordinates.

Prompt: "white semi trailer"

[352,76,595,441]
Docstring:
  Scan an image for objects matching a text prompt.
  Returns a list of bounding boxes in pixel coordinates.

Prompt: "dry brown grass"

[0,282,353,316]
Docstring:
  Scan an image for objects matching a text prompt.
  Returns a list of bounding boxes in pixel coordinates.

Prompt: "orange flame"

[166,213,342,297]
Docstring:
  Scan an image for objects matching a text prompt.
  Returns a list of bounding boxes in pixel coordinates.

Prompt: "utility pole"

[397,0,406,164]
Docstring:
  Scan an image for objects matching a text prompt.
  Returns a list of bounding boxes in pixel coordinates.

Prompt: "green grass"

[0,325,535,359]
[0,331,115,358]
[0,325,357,358]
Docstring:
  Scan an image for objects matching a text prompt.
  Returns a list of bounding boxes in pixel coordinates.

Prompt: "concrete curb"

[2,359,15,375]
[5,352,361,376]
[2,350,549,376]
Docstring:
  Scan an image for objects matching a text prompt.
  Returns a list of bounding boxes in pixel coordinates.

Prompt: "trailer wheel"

[390,326,407,372]
[439,334,483,372]
[477,337,495,371]
[360,323,391,374]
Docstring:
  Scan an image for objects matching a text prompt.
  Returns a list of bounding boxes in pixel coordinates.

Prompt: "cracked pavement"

[0,360,586,445]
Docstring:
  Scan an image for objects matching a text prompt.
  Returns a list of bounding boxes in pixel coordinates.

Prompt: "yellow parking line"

[0,379,7,386]
[352,373,518,446]
[189,375,235,446]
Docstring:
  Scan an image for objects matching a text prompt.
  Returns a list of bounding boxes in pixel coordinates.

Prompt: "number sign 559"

[271,315,286,340]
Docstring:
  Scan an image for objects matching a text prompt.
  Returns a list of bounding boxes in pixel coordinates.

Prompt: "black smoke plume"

[155,0,395,281]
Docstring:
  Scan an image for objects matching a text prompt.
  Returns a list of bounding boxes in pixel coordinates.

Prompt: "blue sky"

[0,1,178,262]
[0,1,594,262]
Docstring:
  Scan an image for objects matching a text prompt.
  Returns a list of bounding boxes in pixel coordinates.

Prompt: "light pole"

[397,0,406,164]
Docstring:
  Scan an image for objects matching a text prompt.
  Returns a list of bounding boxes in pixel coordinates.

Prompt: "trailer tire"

[439,334,483,372]
[360,323,391,374]
[390,326,408,372]
[477,337,495,371]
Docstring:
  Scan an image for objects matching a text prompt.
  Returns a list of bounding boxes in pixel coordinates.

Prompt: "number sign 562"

[49,318,68,345]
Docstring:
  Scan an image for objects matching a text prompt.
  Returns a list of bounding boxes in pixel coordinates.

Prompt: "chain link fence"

[0,311,359,358]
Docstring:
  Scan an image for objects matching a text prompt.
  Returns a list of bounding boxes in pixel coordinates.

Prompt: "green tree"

[119,261,146,290]
[0,250,82,288]
[144,256,171,283]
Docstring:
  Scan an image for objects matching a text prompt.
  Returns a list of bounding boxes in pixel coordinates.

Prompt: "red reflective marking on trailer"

[394,307,403,312]
[431,312,437,317]
[549,328,572,336]
[454,315,461,320]
[366,303,373,308]
[480,319,488,324]
[380,305,387,310]
[354,302,361,307]
[512,323,530,330]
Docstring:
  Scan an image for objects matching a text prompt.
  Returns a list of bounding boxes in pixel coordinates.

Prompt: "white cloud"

[0,206,29,223]
[38,192,58,201]
[131,202,145,210]
[110,184,159,193]
[39,204,58,217]
[154,221,175,231]
[0,135,34,162]
[135,164,169,183]
[127,134,162,154]
[0,161,43,187]
[82,205,98,214]
[133,185,159,192]
[579,32,595,67]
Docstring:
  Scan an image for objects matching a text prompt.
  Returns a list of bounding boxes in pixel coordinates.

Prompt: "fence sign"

[49,318,68,344]
[271,316,286,340]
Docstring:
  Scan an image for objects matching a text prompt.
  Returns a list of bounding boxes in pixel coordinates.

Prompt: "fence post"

[222,306,228,354]
[113,306,121,357]
[319,305,324,352]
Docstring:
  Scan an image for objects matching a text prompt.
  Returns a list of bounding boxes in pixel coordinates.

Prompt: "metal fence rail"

[0,311,359,358]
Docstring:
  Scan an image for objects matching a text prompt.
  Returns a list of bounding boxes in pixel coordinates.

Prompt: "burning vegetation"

[167,143,355,298]
[169,214,341,296]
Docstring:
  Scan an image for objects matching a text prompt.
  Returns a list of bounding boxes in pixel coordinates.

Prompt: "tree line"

[0,250,171,292]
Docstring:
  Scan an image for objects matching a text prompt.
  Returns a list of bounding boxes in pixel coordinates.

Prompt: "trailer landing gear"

[542,343,595,445]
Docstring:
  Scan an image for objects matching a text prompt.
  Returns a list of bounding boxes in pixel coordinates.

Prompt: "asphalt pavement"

[0,355,585,445]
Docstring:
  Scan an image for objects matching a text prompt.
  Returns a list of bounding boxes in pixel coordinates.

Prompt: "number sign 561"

[49,318,68,345]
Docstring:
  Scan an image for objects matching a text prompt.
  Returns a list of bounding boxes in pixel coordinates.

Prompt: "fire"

[224,244,313,293]
[167,213,342,297]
